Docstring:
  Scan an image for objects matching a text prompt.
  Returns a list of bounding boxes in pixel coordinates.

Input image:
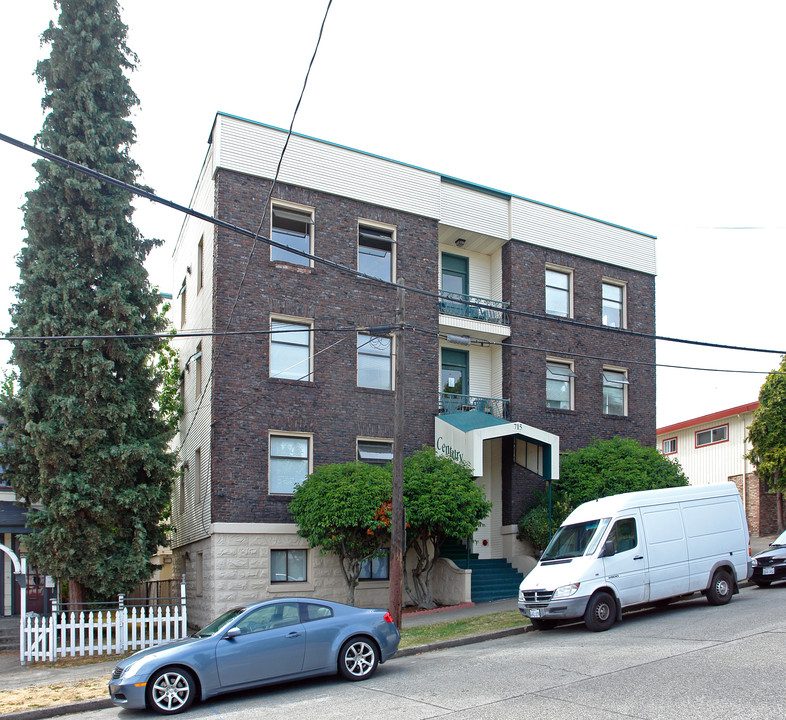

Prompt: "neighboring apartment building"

[657,402,778,536]
[173,113,657,625]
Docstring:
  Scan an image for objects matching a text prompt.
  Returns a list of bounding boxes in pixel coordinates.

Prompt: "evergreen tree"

[0,0,174,603]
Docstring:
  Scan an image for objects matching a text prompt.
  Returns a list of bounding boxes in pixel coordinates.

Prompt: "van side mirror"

[602,539,616,557]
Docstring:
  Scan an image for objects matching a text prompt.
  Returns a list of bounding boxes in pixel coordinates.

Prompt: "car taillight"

[383,611,394,624]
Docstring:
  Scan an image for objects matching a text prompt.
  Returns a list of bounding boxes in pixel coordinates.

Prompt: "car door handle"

[634,556,644,560]
[286,631,301,639]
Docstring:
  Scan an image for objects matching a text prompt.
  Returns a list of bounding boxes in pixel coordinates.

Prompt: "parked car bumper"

[750,565,786,584]
[108,676,148,710]
[518,595,589,621]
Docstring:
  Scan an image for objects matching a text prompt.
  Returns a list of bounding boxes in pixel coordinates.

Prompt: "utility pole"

[389,281,405,627]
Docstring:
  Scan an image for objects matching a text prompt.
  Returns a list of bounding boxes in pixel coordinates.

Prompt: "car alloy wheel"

[339,637,378,680]
[147,667,196,715]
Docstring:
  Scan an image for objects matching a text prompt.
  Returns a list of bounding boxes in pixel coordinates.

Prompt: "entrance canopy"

[435,411,560,479]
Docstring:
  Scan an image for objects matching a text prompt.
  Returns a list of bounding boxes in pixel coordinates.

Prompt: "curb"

[394,623,532,658]
[2,698,114,720]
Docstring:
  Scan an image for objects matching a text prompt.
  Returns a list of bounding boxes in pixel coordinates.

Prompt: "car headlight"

[120,657,149,680]
[518,590,525,602]
[751,558,758,567]
[553,583,580,599]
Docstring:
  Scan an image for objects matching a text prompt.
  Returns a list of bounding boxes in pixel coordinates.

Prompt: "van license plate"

[530,608,541,618]
[763,567,775,575]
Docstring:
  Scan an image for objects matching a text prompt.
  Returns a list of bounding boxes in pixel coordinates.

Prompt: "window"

[441,253,469,297]
[270,551,307,583]
[359,552,389,581]
[357,333,392,390]
[602,368,628,416]
[303,603,333,621]
[179,279,187,328]
[179,473,185,515]
[357,439,393,465]
[271,205,313,266]
[602,280,625,328]
[269,434,310,494]
[270,319,312,381]
[359,225,394,281]
[194,342,202,396]
[194,447,202,505]
[662,438,677,455]
[696,425,728,447]
[545,267,572,317]
[197,236,204,292]
[235,601,301,632]
[607,518,638,553]
[546,360,576,410]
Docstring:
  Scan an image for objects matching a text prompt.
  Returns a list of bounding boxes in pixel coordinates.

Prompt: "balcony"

[438,291,510,326]
[439,393,510,420]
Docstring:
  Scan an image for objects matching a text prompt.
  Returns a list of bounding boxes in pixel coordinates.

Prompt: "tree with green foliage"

[289,462,392,606]
[518,437,689,551]
[746,355,786,532]
[403,448,492,609]
[0,0,174,604]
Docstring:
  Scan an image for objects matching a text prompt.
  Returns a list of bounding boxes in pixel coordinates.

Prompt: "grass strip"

[399,610,529,649]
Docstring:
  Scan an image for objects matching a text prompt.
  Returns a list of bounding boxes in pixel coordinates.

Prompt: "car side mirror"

[224,627,241,640]
[602,539,616,557]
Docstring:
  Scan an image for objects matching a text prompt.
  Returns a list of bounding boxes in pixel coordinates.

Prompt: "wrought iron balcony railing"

[438,291,510,326]
[438,393,510,420]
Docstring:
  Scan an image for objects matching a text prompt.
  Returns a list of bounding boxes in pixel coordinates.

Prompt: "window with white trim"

[194,447,202,505]
[602,368,628,416]
[271,205,313,266]
[546,360,576,410]
[269,434,310,494]
[602,280,626,328]
[357,333,392,390]
[271,549,307,583]
[270,319,312,381]
[194,342,203,396]
[696,425,728,447]
[197,236,204,293]
[359,552,389,581]
[358,225,394,281]
[545,267,572,317]
[357,439,393,465]
[662,437,677,455]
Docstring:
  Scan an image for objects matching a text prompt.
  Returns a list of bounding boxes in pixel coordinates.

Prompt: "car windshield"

[192,607,246,638]
[542,518,610,560]
[771,530,786,547]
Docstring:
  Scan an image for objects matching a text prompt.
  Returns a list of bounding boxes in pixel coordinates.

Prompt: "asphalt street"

[51,581,786,720]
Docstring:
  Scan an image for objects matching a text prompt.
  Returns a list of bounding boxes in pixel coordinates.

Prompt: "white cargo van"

[518,483,751,631]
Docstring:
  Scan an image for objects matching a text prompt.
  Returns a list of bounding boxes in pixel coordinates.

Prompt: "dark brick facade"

[207,169,657,528]
[501,240,656,455]
[210,170,439,524]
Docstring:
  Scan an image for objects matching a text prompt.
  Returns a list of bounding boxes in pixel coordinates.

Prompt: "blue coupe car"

[108,598,400,714]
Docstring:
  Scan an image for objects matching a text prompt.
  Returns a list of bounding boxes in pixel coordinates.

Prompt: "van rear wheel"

[706,569,733,605]
[584,591,616,632]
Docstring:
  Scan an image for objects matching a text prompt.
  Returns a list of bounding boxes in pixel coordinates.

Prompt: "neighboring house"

[1,419,50,617]
[657,402,777,536]
[172,112,657,625]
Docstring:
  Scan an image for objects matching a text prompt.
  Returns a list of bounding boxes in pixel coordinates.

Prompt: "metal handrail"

[437,291,510,326]
[438,393,510,420]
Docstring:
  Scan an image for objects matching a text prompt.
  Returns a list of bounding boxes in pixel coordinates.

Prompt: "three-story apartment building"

[173,113,657,624]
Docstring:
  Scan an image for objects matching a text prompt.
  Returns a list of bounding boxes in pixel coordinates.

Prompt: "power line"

[3,128,784,358]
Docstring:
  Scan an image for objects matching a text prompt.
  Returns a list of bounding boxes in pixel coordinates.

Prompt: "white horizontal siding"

[657,413,753,487]
[210,113,656,275]
[217,115,440,219]
[440,182,509,240]
[512,197,656,275]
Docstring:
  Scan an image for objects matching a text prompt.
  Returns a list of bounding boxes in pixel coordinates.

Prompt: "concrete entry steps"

[441,542,524,603]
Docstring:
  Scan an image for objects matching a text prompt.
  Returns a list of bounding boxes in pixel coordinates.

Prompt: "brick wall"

[501,239,657,453]
[210,171,439,524]
[730,472,779,536]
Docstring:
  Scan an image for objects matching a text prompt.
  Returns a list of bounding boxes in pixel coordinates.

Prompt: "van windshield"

[542,518,610,560]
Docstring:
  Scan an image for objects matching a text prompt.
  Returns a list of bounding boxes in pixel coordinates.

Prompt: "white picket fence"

[21,580,187,664]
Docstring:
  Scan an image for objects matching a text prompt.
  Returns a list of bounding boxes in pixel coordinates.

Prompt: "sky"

[0,0,784,429]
